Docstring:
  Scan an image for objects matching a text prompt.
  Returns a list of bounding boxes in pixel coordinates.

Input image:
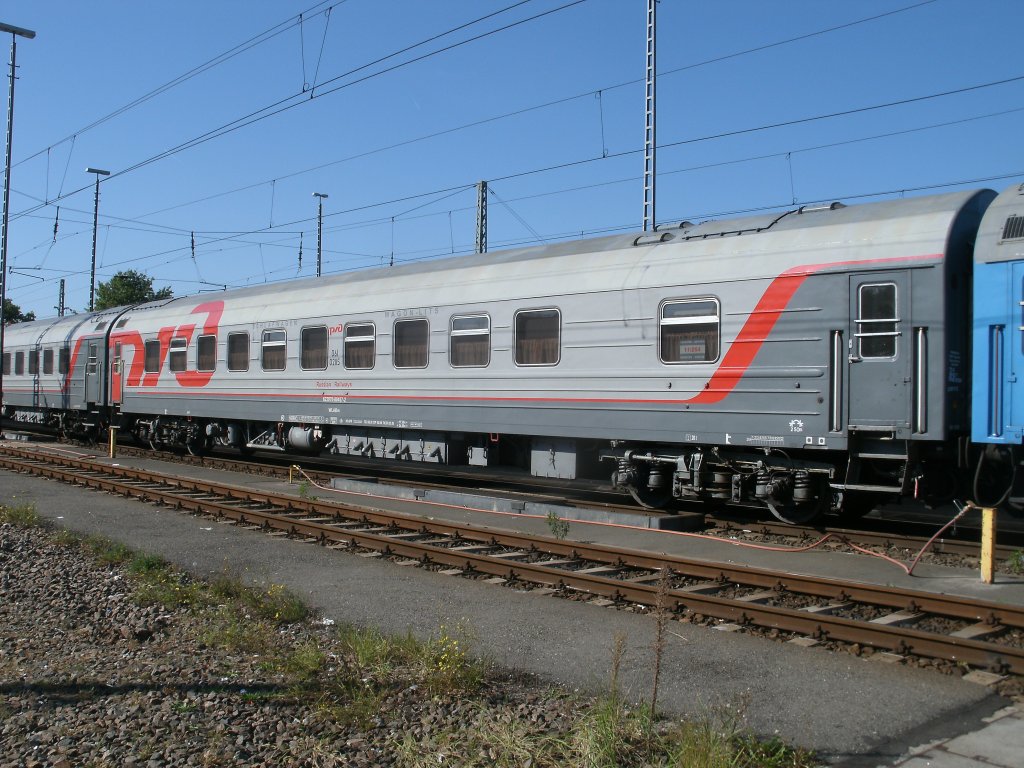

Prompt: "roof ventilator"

[1002,214,1024,241]
[797,201,845,214]
[633,231,675,246]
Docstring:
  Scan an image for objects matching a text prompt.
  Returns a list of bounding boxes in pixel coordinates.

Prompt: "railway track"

[2,444,1023,677]
[36,438,1024,565]
[704,516,1024,563]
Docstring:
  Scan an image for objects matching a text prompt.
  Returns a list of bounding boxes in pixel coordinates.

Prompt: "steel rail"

[708,517,1021,560]
[3,447,1023,674]
[89,442,1024,560]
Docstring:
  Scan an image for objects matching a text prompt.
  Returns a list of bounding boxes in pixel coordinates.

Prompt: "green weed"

[546,510,570,540]
[1007,549,1024,575]
[0,502,41,527]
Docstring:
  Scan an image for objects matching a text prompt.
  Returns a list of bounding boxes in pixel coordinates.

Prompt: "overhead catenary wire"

[6,3,1015,305]
[122,0,946,223]
[9,95,1022,291]
[13,72,1022,262]
[4,0,341,176]
[5,0,572,224]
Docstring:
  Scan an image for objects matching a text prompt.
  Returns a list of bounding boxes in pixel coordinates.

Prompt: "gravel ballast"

[1,520,590,767]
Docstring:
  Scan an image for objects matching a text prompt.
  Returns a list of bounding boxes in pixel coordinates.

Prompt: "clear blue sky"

[2,0,1021,319]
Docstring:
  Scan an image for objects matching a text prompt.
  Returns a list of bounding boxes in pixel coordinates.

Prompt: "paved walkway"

[886,705,1022,768]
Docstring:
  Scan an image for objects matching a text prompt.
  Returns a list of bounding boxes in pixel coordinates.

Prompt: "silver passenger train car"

[3,187,1015,521]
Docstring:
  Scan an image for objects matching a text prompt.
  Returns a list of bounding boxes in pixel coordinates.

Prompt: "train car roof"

[6,187,997,335]
[975,183,1024,264]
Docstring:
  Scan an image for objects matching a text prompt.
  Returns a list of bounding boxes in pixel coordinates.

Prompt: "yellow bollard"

[108,425,119,459]
[289,464,296,485]
[980,506,997,584]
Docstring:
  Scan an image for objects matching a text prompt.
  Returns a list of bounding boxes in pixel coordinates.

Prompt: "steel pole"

[0,34,18,412]
[89,173,100,311]
[316,195,322,277]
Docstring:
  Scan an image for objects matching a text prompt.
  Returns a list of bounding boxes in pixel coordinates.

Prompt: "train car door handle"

[848,355,862,363]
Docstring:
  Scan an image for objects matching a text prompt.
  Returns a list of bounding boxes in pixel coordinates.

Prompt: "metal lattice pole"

[642,0,657,232]
[475,180,488,254]
[313,192,328,277]
[0,23,36,412]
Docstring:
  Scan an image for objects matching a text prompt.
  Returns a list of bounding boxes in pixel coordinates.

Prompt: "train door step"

[833,483,903,493]
[855,451,909,460]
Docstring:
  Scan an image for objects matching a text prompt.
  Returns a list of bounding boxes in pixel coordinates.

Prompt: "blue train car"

[973,184,1024,446]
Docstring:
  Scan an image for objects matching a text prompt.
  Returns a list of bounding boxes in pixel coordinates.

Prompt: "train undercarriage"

[5,406,1020,523]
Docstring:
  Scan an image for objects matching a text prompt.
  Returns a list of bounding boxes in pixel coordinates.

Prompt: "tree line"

[2,270,173,324]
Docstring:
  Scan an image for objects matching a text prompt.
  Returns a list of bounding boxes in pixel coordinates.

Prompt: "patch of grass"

[275,641,326,686]
[546,510,570,540]
[393,709,573,767]
[200,606,275,654]
[660,717,817,768]
[337,623,414,678]
[297,480,318,501]
[134,568,207,610]
[0,502,41,527]
[419,621,487,694]
[393,694,816,768]
[209,570,309,624]
[128,552,169,575]
[1007,549,1024,575]
[52,528,82,547]
[83,535,132,566]
[171,698,197,714]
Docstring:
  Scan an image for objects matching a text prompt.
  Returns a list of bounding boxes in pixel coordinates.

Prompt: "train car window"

[169,337,188,372]
[857,283,898,359]
[144,340,161,373]
[58,347,69,375]
[15,351,24,375]
[197,335,217,373]
[28,350,39,375]
[261,329,287,371]
[344,323,375,370]
[660,298,720,364]
[43,349,54,375]
[393,319,429,369]
[301,326,328,370]
[450,314,490,368]
[515,308,561,366]
[227,332,249,372]
[1,352,8,375]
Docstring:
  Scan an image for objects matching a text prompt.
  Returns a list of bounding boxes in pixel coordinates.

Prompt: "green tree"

[94,270,173,311]
[2,298,35,324]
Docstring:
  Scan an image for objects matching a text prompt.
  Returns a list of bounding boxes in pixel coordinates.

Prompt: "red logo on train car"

[108,300,225,389]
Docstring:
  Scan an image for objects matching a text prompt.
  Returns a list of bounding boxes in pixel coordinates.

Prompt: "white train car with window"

[3,187,1005,521]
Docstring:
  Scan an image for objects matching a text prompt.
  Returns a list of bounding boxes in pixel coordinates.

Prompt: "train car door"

[847,273,912,429]
[85,340,100,404]
[1008,262,1024,435]
[110,341,123,405]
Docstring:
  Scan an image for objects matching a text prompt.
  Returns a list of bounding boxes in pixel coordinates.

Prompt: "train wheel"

[186,437,208,457]
[836,492,878,520]
[764,498,821,524]
[628,485,672,510]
